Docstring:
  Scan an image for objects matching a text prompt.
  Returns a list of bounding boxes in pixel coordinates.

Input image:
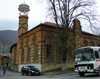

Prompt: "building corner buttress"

[73,19,82,49]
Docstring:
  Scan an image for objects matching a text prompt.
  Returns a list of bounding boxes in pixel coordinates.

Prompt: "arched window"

[83,39,88,46]
[32,34,37,45]
[57,46,62,63]
[46,44,51,57]
[21,48,24,63]
[43,32,55,62]
[34,45,38,59]
[89,40,95,46]
[20,40,23,48]
[26,39,29,46]
[27,47,30,61]
[97,41,100,46]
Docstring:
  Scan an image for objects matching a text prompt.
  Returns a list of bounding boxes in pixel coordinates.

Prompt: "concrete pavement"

[0,69,76,79]
[1,69,100,79]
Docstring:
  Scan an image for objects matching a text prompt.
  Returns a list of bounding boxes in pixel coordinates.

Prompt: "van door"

[95,50,100,69]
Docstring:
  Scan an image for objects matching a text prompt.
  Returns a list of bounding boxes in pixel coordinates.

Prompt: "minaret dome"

[18,3,30,37]
[18,3,30,16]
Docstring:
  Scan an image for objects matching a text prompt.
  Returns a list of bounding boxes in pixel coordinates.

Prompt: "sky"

[0,0,47,31]
[0,0,100,34]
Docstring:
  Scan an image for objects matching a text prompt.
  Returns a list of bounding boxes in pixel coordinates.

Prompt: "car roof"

[22,65,35,68]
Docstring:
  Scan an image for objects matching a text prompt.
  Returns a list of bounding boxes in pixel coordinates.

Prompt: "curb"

[42,71,75,76]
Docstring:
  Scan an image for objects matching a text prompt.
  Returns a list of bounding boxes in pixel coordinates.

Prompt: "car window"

[29,66,37,70]
[23,66,28,69]
[22,66,37,70]
[27,67,30,70]
[24,66,27,68]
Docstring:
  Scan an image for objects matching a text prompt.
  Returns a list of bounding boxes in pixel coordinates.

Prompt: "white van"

[74,46,100,76]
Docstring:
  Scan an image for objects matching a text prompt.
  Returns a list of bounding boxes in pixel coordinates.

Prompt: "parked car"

[21,66,40,76]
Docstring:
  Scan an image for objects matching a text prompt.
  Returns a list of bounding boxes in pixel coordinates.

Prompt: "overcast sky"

[0,0,47,31]
[0,0,100,34]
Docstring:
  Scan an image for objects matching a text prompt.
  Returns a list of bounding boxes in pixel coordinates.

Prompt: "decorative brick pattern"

[10,17,100,72]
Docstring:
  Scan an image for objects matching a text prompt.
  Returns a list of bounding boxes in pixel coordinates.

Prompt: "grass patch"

[44,67,74,74]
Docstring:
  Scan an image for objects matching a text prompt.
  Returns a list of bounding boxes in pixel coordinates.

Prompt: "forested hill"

[0,30,17,54]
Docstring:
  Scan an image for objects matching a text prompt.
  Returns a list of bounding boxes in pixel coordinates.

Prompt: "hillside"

[0,30,17,55]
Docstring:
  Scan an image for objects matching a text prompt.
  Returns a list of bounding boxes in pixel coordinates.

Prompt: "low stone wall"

[41,63,62,72]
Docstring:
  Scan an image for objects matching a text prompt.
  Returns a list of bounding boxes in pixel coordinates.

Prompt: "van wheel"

[79,72,85,77]
[97,71,100,76]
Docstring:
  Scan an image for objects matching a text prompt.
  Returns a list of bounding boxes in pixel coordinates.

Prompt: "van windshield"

[75,48,95,62]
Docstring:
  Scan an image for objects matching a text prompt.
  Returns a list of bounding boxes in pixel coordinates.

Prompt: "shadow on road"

[80,73,100,78]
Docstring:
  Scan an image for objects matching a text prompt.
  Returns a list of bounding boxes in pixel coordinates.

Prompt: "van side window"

[99,49,100,58]
[95,50,99,58]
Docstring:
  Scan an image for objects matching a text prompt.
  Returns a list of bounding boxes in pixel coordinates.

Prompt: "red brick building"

[10,3,100,72]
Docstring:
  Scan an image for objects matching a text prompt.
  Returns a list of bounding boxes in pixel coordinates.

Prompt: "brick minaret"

[16,3,30,65]
[18,15,28,37]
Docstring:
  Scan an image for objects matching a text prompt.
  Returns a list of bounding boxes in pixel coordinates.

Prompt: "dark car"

[21,66,40,76]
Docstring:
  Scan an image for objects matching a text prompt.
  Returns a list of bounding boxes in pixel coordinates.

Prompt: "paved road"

[0,69,100,79]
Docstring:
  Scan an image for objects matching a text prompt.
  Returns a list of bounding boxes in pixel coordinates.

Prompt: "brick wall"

[11,19,100,72]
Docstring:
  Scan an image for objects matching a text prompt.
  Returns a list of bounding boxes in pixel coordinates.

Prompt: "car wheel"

[21,72,24,76]
[28,72,31,76]
[38,72,40,75]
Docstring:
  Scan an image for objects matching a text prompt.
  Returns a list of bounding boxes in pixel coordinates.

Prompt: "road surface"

[0,69,100,79]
